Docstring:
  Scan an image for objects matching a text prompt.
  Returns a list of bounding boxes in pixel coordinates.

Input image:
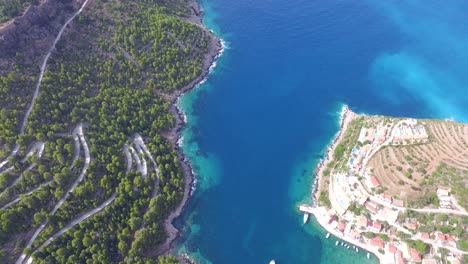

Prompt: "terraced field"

[368,120,468,209]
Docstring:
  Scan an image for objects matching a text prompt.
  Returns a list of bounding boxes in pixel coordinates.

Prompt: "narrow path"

[410,207,468,216]
[1,180,53,210]
[0,145,19,171]
[28,192,117,261]
[20,142,45,163]
[125,135,161,179]
[129,145,144,176]
[132,134,160,231]
[134,143,148,177]
[0,166,13,176]
[16,124,90,264]
[9,142,45,188]
[123,144,132,173]
[134,134,160,178]
[1,0,90,172]
[9,164,35,188]
[449,197,466,213]
[19,0,91,135]
[70,130,80,169]
[49,125,90,215]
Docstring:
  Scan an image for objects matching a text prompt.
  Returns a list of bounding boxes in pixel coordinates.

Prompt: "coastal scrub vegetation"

[0,0,216,262]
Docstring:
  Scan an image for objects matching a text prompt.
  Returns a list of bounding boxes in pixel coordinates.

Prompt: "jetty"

[298,205,314,214]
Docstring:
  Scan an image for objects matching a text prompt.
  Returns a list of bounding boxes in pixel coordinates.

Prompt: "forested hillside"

[0,0,218,263]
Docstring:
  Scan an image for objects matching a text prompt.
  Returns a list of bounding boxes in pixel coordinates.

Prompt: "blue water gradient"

[174,0,468,263]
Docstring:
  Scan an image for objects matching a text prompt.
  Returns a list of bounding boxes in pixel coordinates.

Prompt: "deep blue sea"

[175,1,468,263]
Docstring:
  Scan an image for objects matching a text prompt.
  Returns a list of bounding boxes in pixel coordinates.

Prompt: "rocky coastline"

[306,107,387,262]
[157,0,224,259]
[311,105,355,205]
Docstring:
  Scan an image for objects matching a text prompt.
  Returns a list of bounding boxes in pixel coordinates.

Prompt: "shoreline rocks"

[311,105,352,206]
[157,0,224,257]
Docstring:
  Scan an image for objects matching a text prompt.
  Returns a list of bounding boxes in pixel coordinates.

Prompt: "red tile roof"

[447,236,456,242]
[395,251,405,264]
[436,232,446,241]
[410,248,422,263]
[372,221,382,231]
[421,232,430,239]
[370,237,385,249]
[381,193,393,201]
[406,223,417,230]
[388,244,397,253]
[337,222,346,232]
[370,176,381,187]
[364,202,378,213]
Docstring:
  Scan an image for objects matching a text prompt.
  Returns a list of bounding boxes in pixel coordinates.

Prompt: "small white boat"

[346,245,350,249]
[326,232,330,239]
[303,213,309,224]
[355,247,359,253]
[367,253,370,259]
[335,241,339,246]
[269,260,276,264]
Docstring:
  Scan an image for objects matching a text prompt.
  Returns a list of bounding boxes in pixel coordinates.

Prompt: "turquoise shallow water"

[174,1,468,263]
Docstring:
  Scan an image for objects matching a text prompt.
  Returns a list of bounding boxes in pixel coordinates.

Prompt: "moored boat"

[303,213,309,224]
[335,241,339,246]
[269,260,276,264]
[367,253,370,259]
[326,232,330,239]
[355,247,358,253]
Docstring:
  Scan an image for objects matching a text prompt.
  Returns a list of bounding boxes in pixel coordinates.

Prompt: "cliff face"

[0,0,82,72]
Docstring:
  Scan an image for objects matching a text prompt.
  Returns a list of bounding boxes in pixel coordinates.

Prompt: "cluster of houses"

[327,207,462,264]
[349,145,370,171]
[392,120,428,144]
[324,118,463,264]
[329,211,427,264]
[368,233,460,264]
[418,232,457,247]
[358,124,389,145]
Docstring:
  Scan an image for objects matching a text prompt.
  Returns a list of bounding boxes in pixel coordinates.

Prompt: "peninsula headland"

[301,106,468,264]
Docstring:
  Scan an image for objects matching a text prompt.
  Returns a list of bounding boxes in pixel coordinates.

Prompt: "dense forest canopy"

[0,0,216,262]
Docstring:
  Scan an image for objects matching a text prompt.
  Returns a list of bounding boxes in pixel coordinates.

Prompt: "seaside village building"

[357,124,388,145]
[329,174,352,216]
[436,187,454,209]
[392,120,428,143]
[316,118,465,264]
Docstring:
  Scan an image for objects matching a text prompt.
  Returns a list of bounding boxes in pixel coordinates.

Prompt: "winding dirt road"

[1,180,53,210]
[16,124,90,264]
[29,192,117,260]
